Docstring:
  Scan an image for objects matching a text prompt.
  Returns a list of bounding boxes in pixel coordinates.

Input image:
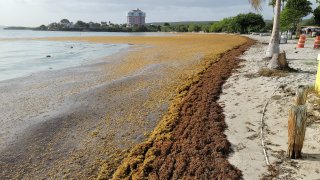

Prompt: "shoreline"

[111,38,255,179]
[0,30,174,40]
[0,47,133,151]
[0,34,247,179]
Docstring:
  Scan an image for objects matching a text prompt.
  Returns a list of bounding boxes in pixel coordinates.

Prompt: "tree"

[280,8,301,31]
[188,24,202,32]
[234,13,265,33]
[161,23,173,32]
[302,18,316,26]
[147,24,161,32]
[173,24,188,32]
[267,0,281,60]
[60,19,70,24]
[210,17,239,33]
[269,0,287,10]
[261,21,273,32]
[249,0,264,11]
[39,25,47,30]
[209,13,265,34]
[314,6,320,25]
[75,20,89,29]
[281,0,313,35]
[47,22,63,31]
[285,0,312,19]
[249,0,282,66]
[201,24,211,32]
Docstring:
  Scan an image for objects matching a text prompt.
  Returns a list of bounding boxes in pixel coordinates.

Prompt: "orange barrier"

[297,34,306,48]
[314,36,320,49]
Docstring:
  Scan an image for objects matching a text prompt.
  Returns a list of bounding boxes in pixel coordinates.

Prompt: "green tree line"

[36,13,269,34]
[34,0,320,34]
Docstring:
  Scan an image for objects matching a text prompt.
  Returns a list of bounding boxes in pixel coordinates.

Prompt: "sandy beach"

[0,34,247,179]
[2,32,318,179]
[3,0,320,178]
[220,35,320,179]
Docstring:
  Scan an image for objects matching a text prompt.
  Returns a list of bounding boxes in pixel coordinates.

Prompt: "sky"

[0,0,318,27]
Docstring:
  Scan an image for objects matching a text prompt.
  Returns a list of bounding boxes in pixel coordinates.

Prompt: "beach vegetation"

[210,13,265,34]
[314,6,320,25]
[210,17,238,33]
[160,24,173,32]
[173,24,189,32]
[36,16,266,34]
[201,24,211,32]
[262,21,274,32]
[188,24,202,32]
[60,19,70,24]
[234,13,266,33]
[280,0,313,32]
[75,20,89,29]
[38,25,47,30]
[302,18,316,26]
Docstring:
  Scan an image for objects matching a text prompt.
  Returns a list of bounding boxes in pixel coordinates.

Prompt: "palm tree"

[249,0,264,11]
[266,0,281,60]
[249,0,282,67]
[269,0,286,10]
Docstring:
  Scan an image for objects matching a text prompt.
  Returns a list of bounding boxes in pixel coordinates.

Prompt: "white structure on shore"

[127,9,146,27]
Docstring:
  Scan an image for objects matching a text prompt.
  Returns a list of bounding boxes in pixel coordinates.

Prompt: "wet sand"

[0,34,247,179]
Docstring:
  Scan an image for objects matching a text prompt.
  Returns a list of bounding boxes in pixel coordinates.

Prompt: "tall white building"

[127,9,146,27]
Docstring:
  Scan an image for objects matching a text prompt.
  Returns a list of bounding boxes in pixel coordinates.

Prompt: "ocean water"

[0,28,170,39]
[0,40,129,81]
[0,29,168,82]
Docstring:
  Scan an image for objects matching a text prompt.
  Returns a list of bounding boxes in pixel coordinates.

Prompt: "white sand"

[220,35,320,179]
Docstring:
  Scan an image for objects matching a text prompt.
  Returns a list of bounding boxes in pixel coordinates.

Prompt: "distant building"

[127,8,146,27]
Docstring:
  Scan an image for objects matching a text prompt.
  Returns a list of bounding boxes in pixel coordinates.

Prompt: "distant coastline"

[3,14,273,34]
[4,19,216,33]
[4,26,35,30]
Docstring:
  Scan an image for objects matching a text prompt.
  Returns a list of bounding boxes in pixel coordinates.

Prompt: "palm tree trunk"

[266,0,281,58]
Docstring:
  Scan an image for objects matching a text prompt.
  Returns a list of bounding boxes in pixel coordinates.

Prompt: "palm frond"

[249,0,264,11]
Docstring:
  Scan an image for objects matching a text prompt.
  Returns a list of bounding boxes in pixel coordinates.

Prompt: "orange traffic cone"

[314,36,320,49]
[297,34,306,48]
